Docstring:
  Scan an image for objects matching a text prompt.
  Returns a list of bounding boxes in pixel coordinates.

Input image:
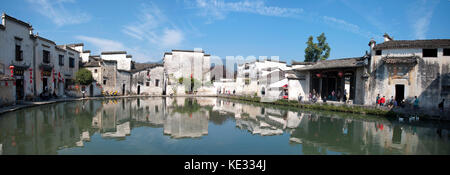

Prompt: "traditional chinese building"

[365,34,450,109]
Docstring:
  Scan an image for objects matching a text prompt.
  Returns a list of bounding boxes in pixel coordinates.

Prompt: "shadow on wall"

[417,72,450,117]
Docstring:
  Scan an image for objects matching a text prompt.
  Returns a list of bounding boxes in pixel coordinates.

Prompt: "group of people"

[39,87,58,100]
[218,89,236,95]
[375,94,394,107]
[375,94,409,108]
[308,89,349,103]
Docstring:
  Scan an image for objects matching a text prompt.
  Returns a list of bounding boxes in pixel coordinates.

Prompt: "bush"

[75,68,93,85]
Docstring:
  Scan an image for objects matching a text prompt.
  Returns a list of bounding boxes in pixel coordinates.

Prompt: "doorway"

[43,78,48,93]
[137,85,140,95]
[122,84,125,95]
[16,79,24,100]
[395,84,405,104]
[89,84,94,97]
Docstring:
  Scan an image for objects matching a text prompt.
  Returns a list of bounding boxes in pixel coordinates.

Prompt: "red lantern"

[9,66,14,70]
[316,73,321,78]
[30,79,33,84]
[338,71,343,78]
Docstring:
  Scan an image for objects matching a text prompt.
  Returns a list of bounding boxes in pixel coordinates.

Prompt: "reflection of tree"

[171,98,202,114]
[209,111,230,125]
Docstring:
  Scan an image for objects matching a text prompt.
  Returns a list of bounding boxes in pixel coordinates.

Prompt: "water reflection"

[0,97,448,155]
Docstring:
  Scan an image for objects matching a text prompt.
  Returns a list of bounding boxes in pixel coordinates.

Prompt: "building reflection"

[0,97,448,155]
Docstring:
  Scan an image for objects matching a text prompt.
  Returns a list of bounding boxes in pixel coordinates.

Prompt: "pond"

[0,97,449,155]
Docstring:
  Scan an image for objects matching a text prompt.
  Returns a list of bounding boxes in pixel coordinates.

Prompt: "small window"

[103,80,106,85]
[146,82,150,86]
[375,50,382,55]
[15,45,23,61]
[69,57,75,68]
[444,48,450,56]
[155,79,159,87]
[58,55,64,66]
[94,69,97,73]
[43,50,50,63]
[423,49,437,57]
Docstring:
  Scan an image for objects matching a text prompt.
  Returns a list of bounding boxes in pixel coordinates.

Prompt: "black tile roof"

[291,61,315,65]
[2,13,32,28]
[131,63,163,73]
[67,43,84,47]
[101,51,127,55]
[373,39,450,50]
[37,36,56,45]
[382,56,419,64]
[81,61,101,67]
[294,57,365,71]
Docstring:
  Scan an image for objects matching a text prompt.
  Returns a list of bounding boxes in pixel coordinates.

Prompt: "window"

[69,57,75,68]
[423,49,437,57]
[103,80,106,85]
[43,50,50,63]
[146,82,150,86]
[155,79,159,87]
[15,45,23,61]
[94,69,97,73]
[58,55,64,66]
[375,50,382,55]
[147,70,150,76]
[245,79,250,85]
[444,48,450,56]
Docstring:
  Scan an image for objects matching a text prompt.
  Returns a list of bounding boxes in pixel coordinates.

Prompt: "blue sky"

[2,0,449,63]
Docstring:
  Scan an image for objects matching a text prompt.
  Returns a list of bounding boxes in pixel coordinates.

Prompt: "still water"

[0,97,449,155]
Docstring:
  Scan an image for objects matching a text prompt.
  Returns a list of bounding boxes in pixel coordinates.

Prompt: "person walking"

[376,94,381,107]
[343,90,348,103]
[388,96,394,108]
[380,96,386,107]
[413,96,419,111]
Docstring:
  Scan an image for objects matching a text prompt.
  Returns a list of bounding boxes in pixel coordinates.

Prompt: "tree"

[304,33,330,62]
[75,68,94,85]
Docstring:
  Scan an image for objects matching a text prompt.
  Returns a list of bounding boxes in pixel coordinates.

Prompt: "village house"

[365,34,450,110]
[289,55,369,104]
[0,13,34,102]
[236,59,290,98]
[163,49,213,95]
[81,52,165,96]
[130,63,164,95]
[0,13,80,104]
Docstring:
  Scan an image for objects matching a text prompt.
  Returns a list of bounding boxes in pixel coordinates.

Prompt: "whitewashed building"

[163,49,212,95]
[236,59,290,98]
[365,34,450,110]
[0,13,80,101]
[130,63,164,95]
[0,13,34,101]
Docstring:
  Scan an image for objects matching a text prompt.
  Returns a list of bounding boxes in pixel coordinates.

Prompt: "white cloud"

[26,0,91,26]
[122,3,184,48]
[75,36,163,63]
[161,29,184,47]
[322,16,379,39]
[408,0,438,39]
[192,0,303,22]
[75,35,125,52]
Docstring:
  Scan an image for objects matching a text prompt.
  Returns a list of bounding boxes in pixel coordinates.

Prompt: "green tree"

[304,33,330,62]
[75,68,94,85]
